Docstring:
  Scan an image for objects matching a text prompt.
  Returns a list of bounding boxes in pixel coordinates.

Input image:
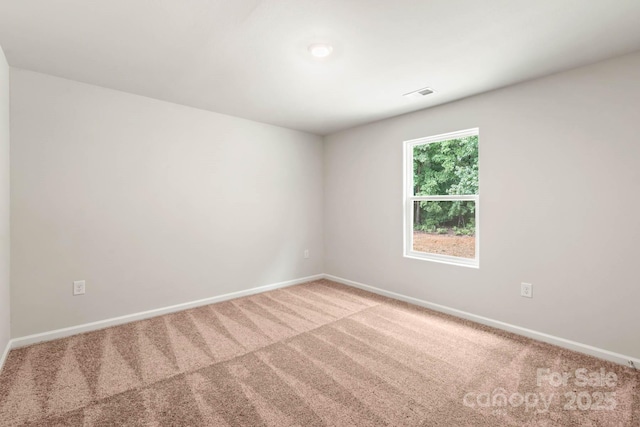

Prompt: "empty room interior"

[0,1,639,425]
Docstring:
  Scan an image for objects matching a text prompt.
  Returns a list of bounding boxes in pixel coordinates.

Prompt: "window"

[404,128,479,267]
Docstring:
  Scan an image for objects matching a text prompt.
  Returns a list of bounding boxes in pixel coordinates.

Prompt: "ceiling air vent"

[403,87,435,99]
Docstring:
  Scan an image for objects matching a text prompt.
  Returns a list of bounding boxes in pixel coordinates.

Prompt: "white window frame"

[403,128,479,268]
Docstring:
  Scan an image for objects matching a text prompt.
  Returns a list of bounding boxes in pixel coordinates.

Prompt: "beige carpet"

[0,279,638,426]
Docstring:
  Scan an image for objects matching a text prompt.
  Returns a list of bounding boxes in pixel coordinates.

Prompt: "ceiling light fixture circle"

[308,43,333,58]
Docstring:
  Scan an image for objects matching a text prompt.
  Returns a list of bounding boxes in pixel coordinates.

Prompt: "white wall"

[324,51,640,359]
[11,69,324,337]
[0,47,10,355]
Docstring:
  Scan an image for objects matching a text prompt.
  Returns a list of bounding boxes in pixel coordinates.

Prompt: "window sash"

[404,197,479,267]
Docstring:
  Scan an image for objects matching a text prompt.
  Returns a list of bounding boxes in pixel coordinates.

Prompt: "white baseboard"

[0,338,11,373]
[6,272,639,370]
[324,274,640,369]
[10,274,325,349]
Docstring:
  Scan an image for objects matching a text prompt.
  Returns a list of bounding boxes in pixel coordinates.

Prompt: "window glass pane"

[412,200,476,259]
[413,135,478,196]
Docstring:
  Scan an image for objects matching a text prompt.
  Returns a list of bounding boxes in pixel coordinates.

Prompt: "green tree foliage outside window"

[413,136,478,234]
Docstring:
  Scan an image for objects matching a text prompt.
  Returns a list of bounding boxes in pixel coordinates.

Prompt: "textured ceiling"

[1,0,640,135]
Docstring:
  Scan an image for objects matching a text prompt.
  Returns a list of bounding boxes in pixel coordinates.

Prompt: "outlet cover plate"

[73,280,86,296]
[521,282,533,298]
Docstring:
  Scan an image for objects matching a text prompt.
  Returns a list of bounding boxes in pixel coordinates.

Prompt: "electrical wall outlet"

[73,280,86,296]
[521,282,533,298]
[304,249,310,259]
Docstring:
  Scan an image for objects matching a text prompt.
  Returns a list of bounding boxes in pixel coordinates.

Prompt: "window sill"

[403,252,479,269]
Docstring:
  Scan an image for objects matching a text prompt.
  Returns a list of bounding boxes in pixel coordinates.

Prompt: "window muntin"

[404,128,479,267]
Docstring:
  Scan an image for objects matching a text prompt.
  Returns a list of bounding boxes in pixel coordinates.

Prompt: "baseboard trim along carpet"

[8,272,639,370]
[0,340,10,374]
[10,274,325,349]
[324,274,640,369]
